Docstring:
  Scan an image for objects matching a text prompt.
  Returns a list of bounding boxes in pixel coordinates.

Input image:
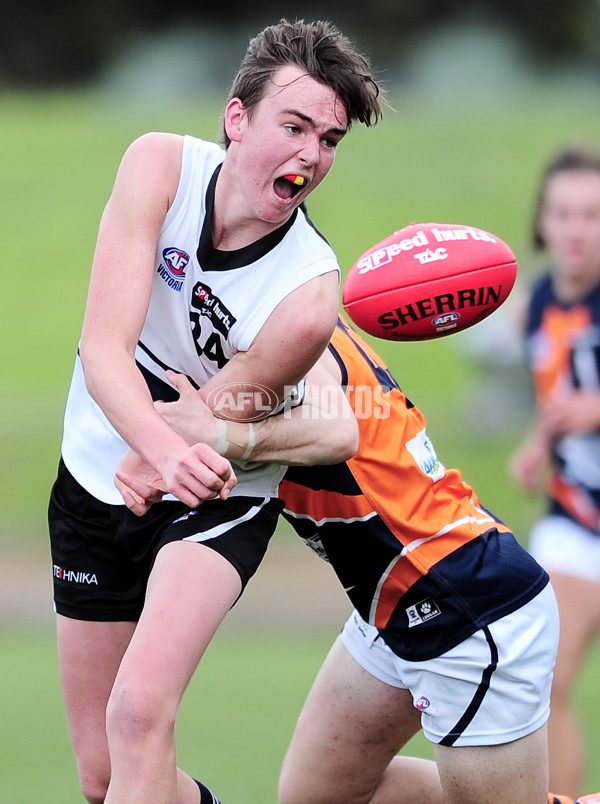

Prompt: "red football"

[342,222,518,341]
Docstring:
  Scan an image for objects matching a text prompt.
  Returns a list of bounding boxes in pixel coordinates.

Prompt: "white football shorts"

[340,583,558,747]
[529,514,600,583]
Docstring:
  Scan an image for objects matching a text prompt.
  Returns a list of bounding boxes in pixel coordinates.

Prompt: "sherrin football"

[342,222,518,341]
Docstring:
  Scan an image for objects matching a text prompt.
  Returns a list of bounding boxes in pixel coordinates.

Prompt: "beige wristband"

[241,422,256,462]
[214,418,230,455]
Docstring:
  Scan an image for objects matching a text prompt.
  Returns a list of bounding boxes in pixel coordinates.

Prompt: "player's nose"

[298,134,320,165]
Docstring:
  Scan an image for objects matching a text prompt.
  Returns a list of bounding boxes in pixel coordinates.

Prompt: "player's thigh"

[108,495,279,718]
[433,723,548,804]
[57,615,135,779]
[108,541,242,719]
[531,515,600,689]
[279,635,420,804]
[531,515,600,680]
[549,571,600,693]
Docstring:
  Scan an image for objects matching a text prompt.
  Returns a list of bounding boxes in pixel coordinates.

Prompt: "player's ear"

[224,98,247,144]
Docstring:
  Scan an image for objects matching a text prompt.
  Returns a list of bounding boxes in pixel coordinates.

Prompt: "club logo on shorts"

[53,565,98,585]
[406,597,441,628]
[157,247,191,292]
[415,696,430,711]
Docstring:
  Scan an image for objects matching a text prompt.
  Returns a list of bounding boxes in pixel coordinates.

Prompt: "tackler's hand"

[115,450,168,516]
[155,370,220,448]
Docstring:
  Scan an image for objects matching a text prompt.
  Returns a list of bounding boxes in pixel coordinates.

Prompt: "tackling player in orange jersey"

[119,313,566,803]
[276,317,555,804]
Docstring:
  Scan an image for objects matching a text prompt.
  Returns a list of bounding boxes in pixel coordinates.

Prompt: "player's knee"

[79,770,109,804]
[106,679,175,745]
[74,749,110,803]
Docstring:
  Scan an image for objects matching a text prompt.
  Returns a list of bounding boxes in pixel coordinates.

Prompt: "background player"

[510,143,600,798]
[48,19,384,804]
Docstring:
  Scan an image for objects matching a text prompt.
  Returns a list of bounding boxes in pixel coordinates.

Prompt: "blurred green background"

[1,4,600,801]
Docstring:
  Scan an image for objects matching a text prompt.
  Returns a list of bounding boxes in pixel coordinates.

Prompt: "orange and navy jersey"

[280,316,547,660]
[525,273,600,532]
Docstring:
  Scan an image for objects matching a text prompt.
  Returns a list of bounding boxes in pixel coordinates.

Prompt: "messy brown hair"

[221,18,385,147]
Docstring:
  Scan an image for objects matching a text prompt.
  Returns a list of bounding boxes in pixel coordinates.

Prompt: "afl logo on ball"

[432,312,460,327]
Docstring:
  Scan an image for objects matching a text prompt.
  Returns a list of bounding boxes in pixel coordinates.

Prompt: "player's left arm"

[200,271,340,420]
[161,353,357,465]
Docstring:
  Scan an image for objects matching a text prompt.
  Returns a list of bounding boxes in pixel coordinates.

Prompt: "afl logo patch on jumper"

[157,247,190,291]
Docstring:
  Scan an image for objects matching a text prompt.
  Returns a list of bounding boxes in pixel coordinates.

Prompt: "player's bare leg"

[546,572,600,797]
[57,588,225,803]
[103,540,241,804]
[278,636,443,804]
[433,725,548,804]
[279,634,554,804]
[57,616,135,803]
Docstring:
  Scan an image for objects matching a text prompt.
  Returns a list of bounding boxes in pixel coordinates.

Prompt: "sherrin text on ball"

[342,222,518,340]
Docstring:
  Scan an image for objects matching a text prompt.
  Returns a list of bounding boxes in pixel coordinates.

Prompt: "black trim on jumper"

[196,164,299,271]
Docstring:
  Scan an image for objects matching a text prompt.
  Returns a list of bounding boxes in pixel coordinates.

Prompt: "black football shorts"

[48,458,283,621]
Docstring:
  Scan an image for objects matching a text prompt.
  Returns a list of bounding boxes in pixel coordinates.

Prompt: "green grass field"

[2,625,600,802]
[1,85,600,800]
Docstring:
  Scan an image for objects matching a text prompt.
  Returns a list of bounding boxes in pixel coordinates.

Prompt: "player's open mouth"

[273,174,309,201]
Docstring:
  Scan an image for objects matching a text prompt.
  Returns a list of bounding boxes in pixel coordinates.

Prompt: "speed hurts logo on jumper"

[191,282,237,336]
[157,247,190,292]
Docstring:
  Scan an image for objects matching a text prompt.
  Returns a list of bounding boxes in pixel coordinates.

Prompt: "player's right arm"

[79,132,235,506]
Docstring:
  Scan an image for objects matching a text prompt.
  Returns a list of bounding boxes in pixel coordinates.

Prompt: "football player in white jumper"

[48,19,384,804]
